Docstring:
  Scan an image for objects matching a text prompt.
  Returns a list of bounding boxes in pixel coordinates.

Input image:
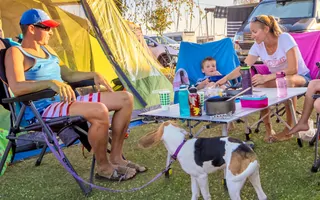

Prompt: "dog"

[139,121,267,200]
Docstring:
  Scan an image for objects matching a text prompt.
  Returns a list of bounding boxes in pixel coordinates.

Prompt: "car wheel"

[158,54,170,67]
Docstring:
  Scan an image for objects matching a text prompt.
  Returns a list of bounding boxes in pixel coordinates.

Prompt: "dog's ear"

[138,121,169,149]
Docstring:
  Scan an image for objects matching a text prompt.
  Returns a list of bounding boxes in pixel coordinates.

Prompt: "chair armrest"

[2,89,56,104]
[313,94,320,99]
[68,79,95,89]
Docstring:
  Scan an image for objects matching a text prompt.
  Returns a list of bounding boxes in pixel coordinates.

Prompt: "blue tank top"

[15,46,63,122]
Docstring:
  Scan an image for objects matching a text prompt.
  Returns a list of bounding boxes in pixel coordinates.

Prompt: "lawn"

[1,98,320,200]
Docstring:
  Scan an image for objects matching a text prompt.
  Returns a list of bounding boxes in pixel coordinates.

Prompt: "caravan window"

[248,0,314,20]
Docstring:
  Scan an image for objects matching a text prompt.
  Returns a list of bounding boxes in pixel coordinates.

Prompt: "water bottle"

[188,85,202,117]
[240,64,253,95]
[178,85,190,117]
[276,71,287,98]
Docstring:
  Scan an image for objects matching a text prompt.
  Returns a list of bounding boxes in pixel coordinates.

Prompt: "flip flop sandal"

[95,166,136,182]
[126,161,148,173]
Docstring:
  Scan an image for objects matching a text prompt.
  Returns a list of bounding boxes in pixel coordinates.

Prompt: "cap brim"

[41,20,60,28]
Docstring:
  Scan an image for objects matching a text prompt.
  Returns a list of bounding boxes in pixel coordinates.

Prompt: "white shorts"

[42,92,101,118]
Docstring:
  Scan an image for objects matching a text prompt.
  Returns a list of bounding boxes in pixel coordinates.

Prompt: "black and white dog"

[139,121,267,200]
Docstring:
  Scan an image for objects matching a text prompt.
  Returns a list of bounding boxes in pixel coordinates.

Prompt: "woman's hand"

[49,80,76,102]
[252,74,266,86]
[93,72,114,92]
[215,77,227,87]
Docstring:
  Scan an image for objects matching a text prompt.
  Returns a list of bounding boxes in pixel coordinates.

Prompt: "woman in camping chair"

[216,15,311,143]
[4,9,146,181]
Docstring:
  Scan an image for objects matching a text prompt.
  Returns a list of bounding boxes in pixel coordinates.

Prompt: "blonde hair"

[201,56,216,69]
[252,15,283,37]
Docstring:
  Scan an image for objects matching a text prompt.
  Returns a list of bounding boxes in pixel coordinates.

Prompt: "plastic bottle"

[276,71,287,98]
[188,85,202,117]
[240,64,253,95]
[178,85,190,117]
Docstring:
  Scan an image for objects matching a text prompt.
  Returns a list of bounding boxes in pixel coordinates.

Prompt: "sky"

[199,0,234,7]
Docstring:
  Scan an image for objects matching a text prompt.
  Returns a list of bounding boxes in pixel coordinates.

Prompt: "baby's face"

[202,60,217,76]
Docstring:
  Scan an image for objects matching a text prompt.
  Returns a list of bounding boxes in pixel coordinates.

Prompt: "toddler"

[196,57,226,90]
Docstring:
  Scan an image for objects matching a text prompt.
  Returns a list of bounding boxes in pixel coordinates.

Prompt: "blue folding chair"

[174,38,240,103]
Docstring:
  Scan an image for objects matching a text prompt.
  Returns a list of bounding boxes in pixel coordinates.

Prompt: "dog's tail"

[230,160,258,182]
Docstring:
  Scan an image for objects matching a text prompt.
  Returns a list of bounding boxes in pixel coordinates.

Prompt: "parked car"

[234,0,320,62]
[144,35,179,67]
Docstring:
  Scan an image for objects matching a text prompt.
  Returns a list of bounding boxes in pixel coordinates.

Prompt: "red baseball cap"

[20,9,60,28]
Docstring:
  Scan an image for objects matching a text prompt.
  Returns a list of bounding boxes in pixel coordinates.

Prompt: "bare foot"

[263,130,276,143]
[288,122,310,135]
[271,130,293,142]
[227,122,235,131]
[110,157,129,166]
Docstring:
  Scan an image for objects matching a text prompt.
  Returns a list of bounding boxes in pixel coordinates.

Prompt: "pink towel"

[173,69,190,92]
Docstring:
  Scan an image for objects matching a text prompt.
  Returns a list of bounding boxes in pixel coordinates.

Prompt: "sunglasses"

[250,16,269,27]
[33,24,51,31]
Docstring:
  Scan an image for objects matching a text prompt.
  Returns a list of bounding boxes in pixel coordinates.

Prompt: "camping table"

[140,87,307,136]
[139,87,307,168]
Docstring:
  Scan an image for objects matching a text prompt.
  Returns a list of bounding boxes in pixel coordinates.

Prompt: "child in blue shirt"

[196,57,226,90]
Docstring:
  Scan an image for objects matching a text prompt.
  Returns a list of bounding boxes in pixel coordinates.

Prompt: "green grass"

[1,98,320,200]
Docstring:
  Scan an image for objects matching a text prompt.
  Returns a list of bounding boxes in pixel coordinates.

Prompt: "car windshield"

[150,36,179,45]
[248,0,314,20]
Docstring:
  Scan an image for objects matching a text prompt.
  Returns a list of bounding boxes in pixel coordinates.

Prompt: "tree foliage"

[147,0,173,34]
[125,0,196,35]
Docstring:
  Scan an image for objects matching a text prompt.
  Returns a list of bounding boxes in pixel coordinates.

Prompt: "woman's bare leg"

[260,107,275,142]
[288,80,320,135]
[268,74,305,140]
[314,98,320,113]
[255,83,275,142]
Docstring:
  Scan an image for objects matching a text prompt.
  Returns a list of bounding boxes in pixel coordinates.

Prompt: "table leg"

[288,98,303,147]
[187,120,193,138]
[288,99,298,126]
[244,117,251,141]
[222,124,228,136]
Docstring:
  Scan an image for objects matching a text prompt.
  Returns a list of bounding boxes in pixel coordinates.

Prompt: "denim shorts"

[300,72,312,87]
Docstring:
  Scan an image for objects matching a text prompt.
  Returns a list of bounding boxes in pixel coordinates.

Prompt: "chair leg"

[90,155,96,184]
[311,120,320,173]
[0,140,13,174]
[62,152,92,195]
[35,144,48,166]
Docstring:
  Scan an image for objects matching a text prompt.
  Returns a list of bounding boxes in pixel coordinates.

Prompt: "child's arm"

[196,78,209,90]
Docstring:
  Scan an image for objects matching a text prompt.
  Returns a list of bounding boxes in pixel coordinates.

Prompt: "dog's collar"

[171,139,186,160]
